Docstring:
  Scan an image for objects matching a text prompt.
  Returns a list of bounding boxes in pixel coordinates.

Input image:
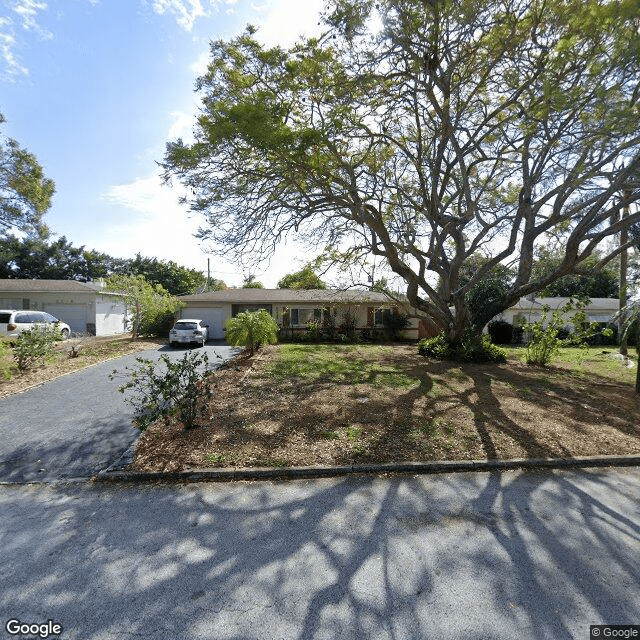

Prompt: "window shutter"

[367,307,374,327]
[282,308,290,327]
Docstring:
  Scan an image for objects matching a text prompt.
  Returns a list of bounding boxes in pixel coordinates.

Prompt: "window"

[290,308,322,326]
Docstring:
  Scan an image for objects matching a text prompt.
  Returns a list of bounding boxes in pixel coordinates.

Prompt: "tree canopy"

[162,0,640,343]
[1,114,55,235]
[277,264,326,289]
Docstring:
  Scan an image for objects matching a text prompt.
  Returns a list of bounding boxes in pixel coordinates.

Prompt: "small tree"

[225,310,278,356]
[278,265,326,290]
[106,274,184,339]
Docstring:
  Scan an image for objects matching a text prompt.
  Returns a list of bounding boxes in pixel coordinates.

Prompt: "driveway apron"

[0,343,240,483]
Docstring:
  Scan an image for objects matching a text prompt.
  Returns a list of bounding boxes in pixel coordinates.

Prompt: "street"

[1,468,638,639]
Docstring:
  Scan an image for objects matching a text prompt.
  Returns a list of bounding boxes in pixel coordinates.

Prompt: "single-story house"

[493,297,621,329]
[178,288,422,340]
[179,289,622,342]
[0,279,128,336]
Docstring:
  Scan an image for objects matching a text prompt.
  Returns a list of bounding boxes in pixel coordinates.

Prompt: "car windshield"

[174,322,198,330]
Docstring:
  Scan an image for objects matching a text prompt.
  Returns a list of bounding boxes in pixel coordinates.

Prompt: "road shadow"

[1,470,638,639]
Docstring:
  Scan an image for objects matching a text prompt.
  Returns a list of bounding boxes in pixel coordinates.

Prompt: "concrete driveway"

[0,468,638,639]
[0,341,240,483]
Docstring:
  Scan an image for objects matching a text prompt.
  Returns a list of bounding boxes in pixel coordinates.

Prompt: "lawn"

[132,342,640,472]
[0,335,164,397]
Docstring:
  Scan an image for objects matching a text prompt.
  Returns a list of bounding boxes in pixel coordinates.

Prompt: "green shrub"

[12,326,60,371]
[112,351,213,430]
[0,338,12,380]
[418,331,507,363]
[382,311,410,340]
[523,299,610,366]
[487,320,514,345]
[225,309,279,355]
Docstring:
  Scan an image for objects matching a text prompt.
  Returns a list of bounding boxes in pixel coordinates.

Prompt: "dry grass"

[0,334,164,397]
[132,343,640,472]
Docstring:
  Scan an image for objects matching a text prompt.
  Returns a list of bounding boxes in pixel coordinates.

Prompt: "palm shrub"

[225,310,279,355]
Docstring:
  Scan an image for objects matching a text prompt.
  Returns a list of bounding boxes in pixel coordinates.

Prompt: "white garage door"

[44,305,87,334]
[182,307,224,340]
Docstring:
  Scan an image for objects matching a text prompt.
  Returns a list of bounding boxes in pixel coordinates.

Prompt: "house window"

[290,308,323,326]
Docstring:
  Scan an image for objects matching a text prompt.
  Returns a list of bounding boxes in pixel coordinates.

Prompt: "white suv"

[0,310,71,340]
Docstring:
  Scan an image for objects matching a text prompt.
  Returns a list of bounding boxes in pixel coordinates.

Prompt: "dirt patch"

[132,344,640,472]
[0,335,165,397]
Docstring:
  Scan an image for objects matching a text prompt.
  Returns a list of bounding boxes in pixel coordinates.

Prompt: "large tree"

[1,114,55,235]
[162,0,640,344]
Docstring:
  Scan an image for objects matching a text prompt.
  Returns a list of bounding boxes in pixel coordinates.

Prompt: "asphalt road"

[0,468,638,639]
[0,342,241,483]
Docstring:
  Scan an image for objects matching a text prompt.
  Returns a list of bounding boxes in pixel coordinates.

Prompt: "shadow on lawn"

[1,470,638,639]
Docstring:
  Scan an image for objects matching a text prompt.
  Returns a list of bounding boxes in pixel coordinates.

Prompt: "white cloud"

[151,0,206,31]
[12,0,52,39]
[253,0,323,47]
[0,30,28,78]
[167,110,194,142]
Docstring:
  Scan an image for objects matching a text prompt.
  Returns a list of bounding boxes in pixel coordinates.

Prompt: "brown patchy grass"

[132,343,640,473]
[0,334,165,397]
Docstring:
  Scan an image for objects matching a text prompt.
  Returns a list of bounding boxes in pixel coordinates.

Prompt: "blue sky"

[1,0,324,287]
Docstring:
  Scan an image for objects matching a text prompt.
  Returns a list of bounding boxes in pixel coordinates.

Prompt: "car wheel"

[60,328,70,339]
[170,341,176,348]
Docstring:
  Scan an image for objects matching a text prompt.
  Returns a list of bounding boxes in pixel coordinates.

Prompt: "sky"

[0,0,326,288]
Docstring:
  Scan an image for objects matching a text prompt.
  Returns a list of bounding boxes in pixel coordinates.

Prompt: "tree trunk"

[619,195,629,356]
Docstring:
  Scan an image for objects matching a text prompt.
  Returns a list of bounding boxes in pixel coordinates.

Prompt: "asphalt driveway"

[0,341,240,483]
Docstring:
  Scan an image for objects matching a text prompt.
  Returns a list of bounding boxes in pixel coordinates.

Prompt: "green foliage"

[125,253,207,295]
[12,326,59,371]
[277,264,326,289]
[225,309,279,355]
[242,275,264,288]
[382,310,410,340]
[418,331,507,364]
[488,320,516,345]
[532,249,619,298]
[0,338,12,380]
[522,300,610,366]
[1,113,55,235]
[112,351,213,430]
[105,274,184,339]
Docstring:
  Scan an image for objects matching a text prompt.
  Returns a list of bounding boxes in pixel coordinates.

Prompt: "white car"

[169,319,209,348]
[0,309,71,340]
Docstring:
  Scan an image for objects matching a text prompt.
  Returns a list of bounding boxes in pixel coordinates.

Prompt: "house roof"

[0,279,119,295]
[180,288,396,305]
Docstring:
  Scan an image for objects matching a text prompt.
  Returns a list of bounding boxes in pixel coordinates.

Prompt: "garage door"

[44,305,87,335]
[182,307,224,340]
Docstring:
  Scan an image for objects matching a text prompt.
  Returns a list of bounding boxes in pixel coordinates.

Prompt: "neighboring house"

[178,288,421,340]
[493,297,620,329]
[0,279,128,336]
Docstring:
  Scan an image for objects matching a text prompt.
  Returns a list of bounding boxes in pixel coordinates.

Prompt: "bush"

[487,320,514,345]
[418,331,507,363]
[112,351,214,430]
[12,326,60,371]
[225,309,279,355]
[382,311,410,340]
[523,299,610,366]
[0,338,12,380]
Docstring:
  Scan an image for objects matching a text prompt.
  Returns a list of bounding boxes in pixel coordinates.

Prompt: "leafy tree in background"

[1,114,55,236]
[125,253,207,295]
[242,274,264,288]
[162,0,640,349]
[277,264,326,289]
[105,274,184,339]
[532,249,619,298]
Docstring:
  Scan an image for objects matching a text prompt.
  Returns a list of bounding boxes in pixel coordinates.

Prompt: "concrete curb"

[90,454,640,485]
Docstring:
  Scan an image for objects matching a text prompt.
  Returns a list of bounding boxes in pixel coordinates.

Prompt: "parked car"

[169,319,209,348]
[0,309,71,340]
